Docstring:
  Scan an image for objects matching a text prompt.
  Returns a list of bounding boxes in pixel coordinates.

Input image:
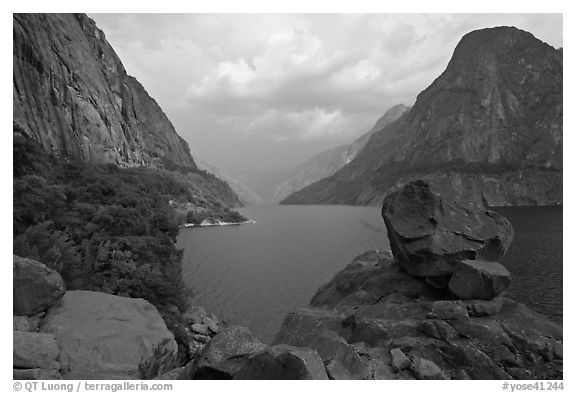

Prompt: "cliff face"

[282,27,562,206]
[270,105,408,203]
[13,13,195,169]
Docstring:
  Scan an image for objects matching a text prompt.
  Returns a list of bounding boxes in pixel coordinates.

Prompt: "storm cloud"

[91,13,562,170]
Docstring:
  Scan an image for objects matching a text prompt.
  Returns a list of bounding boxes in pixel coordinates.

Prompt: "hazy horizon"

[90,13,563,172]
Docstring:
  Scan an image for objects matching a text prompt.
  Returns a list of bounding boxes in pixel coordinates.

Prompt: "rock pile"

[13,256,178,380]
[272,180,562,379]
[172,326,328,380]
[382,179,513,300]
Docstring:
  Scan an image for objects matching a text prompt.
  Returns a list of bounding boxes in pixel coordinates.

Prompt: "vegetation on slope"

[13,127,244,312]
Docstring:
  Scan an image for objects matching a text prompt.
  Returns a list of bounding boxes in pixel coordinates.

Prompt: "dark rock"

[310,250,440,309]
[308,329,365,379]
[464,296,505,317]
[382,180,513,277]
[427,301,469,321]
[13,368,61,380]
[190,326,267,379]
[492,345,522,367]
[192,334,210,344]
[182,306,207,325]
[205,317,219,334]
[325,359,352,380]
[417,320,458,341]
[235,344,328,380]
[390,348,411,371]
[449,260,511,300]
[190,323,210,335]
[154,367,186,380]
[13,331,60,370]
[410,357,445,380]
[273,308,344,347]
[425,275,451,289]
[13,255,65,316]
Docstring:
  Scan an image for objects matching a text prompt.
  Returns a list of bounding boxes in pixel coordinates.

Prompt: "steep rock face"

[271,105,408,203]
[13,13,195,169]
[282,27,562,206]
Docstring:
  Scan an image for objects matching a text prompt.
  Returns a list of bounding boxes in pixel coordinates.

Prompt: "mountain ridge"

[282,26,562,207]
[14,13,194,170]
[269,104,408,203]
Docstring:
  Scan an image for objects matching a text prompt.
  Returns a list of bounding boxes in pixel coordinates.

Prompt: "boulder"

[308,329,365,379]
[410,357,445,380]
[189,326,267,379]
[205,317,219,334]
[310,250,440,309]
[182,306,206,325]
[39,290,177,379]
[13,331,60,370]
[427,301,469,320]
[235,344,328,380]
[390,348,411,371]
[190,323,210,335]
[381,180,513,277]
[464,296,505,317]
[13,255,65,316]
[449,260,512,300]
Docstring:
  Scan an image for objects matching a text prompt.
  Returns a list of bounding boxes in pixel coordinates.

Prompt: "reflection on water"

[177,205,562,343]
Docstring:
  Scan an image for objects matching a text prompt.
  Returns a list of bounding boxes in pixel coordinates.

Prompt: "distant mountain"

[282,26,562,207]
[13,13,242,209]
[197,160,267,206]
[270,104,408,202]
[224,168,293,202]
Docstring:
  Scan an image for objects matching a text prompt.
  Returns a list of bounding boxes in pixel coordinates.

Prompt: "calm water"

[177,206,562,343]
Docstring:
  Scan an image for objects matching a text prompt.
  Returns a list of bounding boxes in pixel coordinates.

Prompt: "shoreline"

[179,219,256,228]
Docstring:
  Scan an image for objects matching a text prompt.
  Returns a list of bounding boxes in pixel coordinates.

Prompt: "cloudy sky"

[90,13,562,171]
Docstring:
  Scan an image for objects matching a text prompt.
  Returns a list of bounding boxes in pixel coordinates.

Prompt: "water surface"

[178,205,562,343]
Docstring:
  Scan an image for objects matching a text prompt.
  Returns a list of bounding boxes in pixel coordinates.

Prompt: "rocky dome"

[282,26,562,207]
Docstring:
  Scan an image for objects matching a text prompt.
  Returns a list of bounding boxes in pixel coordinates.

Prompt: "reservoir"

[178,205,562,343]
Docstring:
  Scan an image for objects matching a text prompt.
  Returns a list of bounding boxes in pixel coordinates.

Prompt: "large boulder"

[189,326,267,379]
[13,255,65,316]
[39,290,177,379]
[235,344,328,380]
[13,331,60,370]
[448,260,512,300]
[381,180,513,277]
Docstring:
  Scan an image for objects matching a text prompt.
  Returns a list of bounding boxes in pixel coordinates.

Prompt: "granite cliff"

[13,13,243,211]
[282,27,562,207]
[14,13,195,169]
